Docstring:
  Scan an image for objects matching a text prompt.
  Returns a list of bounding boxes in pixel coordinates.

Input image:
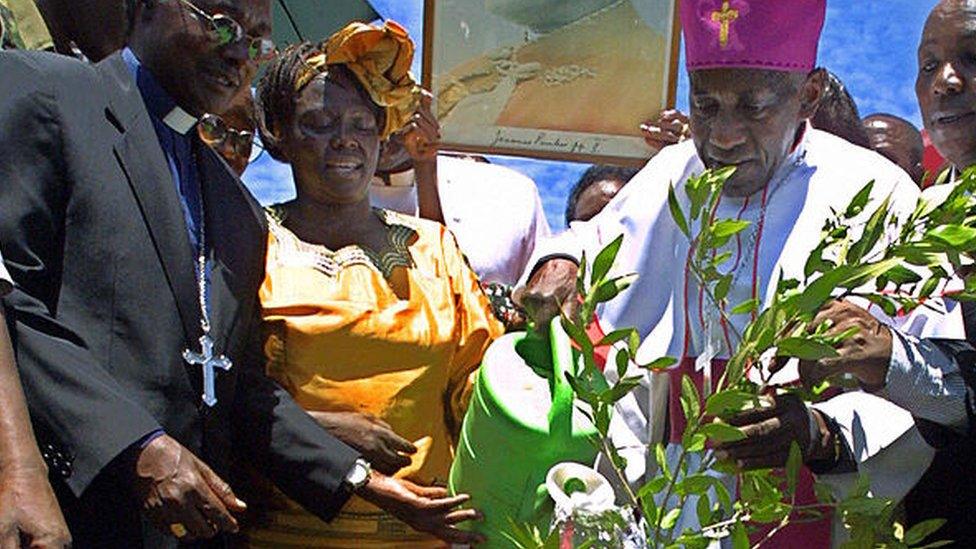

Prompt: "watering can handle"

[547,317,576,440]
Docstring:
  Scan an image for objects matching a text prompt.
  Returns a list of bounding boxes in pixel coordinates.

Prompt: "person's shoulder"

[380,208,465,256]
[379,207,441,236]
[436,155,539,195]
[805,128,918,196]
[0,49,97,86]
[626,139,700,196]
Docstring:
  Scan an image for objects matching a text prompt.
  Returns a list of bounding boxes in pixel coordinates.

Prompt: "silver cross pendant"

[183,334,233,407]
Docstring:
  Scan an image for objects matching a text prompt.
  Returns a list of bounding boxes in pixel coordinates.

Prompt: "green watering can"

[449,318,600,546]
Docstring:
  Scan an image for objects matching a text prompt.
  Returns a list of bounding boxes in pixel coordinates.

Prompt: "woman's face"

[281,73,382,205]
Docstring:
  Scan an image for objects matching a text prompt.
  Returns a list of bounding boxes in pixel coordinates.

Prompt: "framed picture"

[422,0,681,166]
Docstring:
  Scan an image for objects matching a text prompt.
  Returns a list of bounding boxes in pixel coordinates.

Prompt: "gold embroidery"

[711,1,739,49]
[266,206,416,279]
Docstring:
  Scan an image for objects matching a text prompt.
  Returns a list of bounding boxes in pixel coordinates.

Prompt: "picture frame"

[422,0,681,167]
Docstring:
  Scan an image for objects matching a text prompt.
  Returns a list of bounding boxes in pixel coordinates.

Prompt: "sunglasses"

[175,0,276,62]
[198,113,264,163]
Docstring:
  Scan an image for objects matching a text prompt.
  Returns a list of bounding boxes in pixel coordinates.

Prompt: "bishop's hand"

[132,435,246,541]
[357,473,485,545]
[512,258,580,334]
[308,411,418,476]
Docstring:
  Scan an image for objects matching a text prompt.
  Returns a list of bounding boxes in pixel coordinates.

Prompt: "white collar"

[162,107,198,136]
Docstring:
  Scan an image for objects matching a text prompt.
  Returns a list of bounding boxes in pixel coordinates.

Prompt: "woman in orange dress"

[240,22,504,548]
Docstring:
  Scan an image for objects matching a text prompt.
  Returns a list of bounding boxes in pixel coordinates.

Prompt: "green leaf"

[712,478,732,511]
[844,181,875,218]
[705,390,754,416]
[654,442,670,480]
[847,196,890,264]
[684,432,707,452]
[714,274,733,302]
[700,421,746,442]
[606,376,643,404]
[576,251,588,297]
[813,481,835,504]
[642,356,678,371]
[696,495,713,532]
[680,474,715,496]
[776,337,839,361]
[660,508,682,530]
[597,328,635,346]
[628,330,641,358]
[616,348,630,378]
[680,375,702,422]
[730,298,759,315]
[560,315,593,353]
[886,265,923,286]
[865,293,899,317]
[904,519,947,546]
[669,184,690,238]
[637,476,669,499]
[927,224,976,249]
[731,523,749,549]
[591,273,639,304]
[591,234,624,286]
[712,219,751,239]
[786,441,802,496]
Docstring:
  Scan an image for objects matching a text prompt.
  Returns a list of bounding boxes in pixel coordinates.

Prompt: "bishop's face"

[916,0,976,170]
[689,68,820,198]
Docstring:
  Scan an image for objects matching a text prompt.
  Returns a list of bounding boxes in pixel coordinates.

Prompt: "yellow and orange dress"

[243,206,503,548]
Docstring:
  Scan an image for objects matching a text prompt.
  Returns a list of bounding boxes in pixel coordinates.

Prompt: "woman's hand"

[358,473,485,545]
[309,411,417,475]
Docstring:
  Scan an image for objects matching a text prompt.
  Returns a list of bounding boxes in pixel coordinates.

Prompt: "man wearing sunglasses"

[198,86,260,176]
[0,1,481,547]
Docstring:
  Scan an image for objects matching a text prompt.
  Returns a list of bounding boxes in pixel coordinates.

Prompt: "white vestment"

[371,155,551,286]
[527,127,959,543]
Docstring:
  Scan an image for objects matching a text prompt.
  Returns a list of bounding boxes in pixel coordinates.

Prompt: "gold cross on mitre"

[711,0,740,48]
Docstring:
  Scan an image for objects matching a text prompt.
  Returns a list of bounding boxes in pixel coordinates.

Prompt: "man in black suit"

[0,0,482,546]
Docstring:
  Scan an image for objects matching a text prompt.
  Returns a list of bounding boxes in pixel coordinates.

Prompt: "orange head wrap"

[293,20,421,139]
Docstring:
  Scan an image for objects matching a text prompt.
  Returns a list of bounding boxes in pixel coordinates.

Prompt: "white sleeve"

[518,142,695,286]
[812,392,935,503]
[0,249,10,296]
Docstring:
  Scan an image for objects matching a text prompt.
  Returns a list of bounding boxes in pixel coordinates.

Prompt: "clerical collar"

[121,48,198,135]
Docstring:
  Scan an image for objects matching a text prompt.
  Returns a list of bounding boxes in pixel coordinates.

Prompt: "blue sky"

[244,0,939,229]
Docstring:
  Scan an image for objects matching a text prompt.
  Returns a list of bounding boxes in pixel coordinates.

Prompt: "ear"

[799,68,826,120]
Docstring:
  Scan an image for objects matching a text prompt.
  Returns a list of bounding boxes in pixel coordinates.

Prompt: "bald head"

[915,0,976,169]
[863,114,924,185]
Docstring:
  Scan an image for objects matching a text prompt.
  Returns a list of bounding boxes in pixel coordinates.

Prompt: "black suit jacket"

[0,50,359,546]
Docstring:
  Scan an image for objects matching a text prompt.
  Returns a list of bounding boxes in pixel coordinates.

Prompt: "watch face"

[348,460,371,488]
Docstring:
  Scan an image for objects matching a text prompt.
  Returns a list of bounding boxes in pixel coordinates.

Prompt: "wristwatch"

[343,458,372,491]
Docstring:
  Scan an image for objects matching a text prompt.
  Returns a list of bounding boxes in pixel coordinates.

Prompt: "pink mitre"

[680,0,826,72]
